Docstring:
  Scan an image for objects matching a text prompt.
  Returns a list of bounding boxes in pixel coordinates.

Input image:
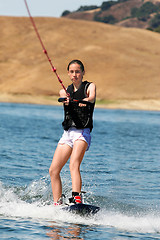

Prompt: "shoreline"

[0,93,160,111]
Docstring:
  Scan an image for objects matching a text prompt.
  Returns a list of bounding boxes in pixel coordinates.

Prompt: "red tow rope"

[24,0,70,98]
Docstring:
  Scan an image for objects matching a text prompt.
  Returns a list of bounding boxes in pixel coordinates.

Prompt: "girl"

[49,60,96,205]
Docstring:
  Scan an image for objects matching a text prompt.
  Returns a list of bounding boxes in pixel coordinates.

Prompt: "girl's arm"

[83,83,96,103]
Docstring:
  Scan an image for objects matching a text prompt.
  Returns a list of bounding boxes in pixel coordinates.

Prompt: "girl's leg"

[49,144,72,202]
[69,140,88,193]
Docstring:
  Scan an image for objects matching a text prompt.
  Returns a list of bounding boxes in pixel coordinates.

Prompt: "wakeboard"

[61,203,100,216]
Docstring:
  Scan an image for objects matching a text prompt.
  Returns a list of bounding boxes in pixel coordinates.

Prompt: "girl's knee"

[69,162,80,173]
[49,166,53,176]
[49,165,59,177]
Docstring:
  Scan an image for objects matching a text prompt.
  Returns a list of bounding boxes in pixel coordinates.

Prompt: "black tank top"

[62,81,95,132]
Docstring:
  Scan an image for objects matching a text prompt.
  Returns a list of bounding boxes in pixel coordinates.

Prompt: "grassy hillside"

[0,16,160,100]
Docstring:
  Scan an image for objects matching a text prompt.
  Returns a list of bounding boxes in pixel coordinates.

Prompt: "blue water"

[0,102,160,239]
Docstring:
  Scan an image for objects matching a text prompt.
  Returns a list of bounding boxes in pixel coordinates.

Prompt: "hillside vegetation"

[62,0,160,32]
[0,16,160,102]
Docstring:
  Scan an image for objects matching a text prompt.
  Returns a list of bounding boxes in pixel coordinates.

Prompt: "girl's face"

[68,63,84,86]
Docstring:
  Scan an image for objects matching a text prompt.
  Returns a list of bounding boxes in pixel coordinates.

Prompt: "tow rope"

[24,0,70,98]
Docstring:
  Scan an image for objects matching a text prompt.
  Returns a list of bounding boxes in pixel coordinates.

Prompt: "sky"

[0,0,110,18]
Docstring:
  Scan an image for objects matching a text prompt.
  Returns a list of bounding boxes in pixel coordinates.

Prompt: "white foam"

[0,181,160,233]
[97,210,160,233]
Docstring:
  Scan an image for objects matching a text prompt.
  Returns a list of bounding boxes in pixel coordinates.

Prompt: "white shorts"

[58,128,91,151]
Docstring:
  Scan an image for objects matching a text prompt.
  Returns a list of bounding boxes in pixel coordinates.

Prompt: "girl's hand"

[79,102,86,107]
[59,89,69,105]
[64,97,70,105]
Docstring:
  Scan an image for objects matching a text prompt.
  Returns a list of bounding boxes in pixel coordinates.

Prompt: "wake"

[0,178,160,234]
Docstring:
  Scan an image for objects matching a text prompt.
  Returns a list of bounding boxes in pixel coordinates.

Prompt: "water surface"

[0,103,160,239]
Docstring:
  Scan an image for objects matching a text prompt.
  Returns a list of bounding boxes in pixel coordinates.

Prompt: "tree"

[118,0,128,2]
[149,13,160,29]
[131,2,159,18]
[61,10,71,17]
[77,5,98,12]
[101,1,116,11]
[94,12,117,24]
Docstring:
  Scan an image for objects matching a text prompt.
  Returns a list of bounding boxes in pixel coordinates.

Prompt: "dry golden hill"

[0,16,160,101]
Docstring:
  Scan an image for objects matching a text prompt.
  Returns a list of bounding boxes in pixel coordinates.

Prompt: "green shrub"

[77,5,98,12]
[149,13,160,28]
[155,26,160,33]
[131,2,159,18]
[101,1,116,11]
[94,12,117,24]
[117,0,128,2]
[61,10,71,17]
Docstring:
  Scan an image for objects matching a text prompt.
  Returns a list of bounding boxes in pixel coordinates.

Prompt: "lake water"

[0,102,160,239]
